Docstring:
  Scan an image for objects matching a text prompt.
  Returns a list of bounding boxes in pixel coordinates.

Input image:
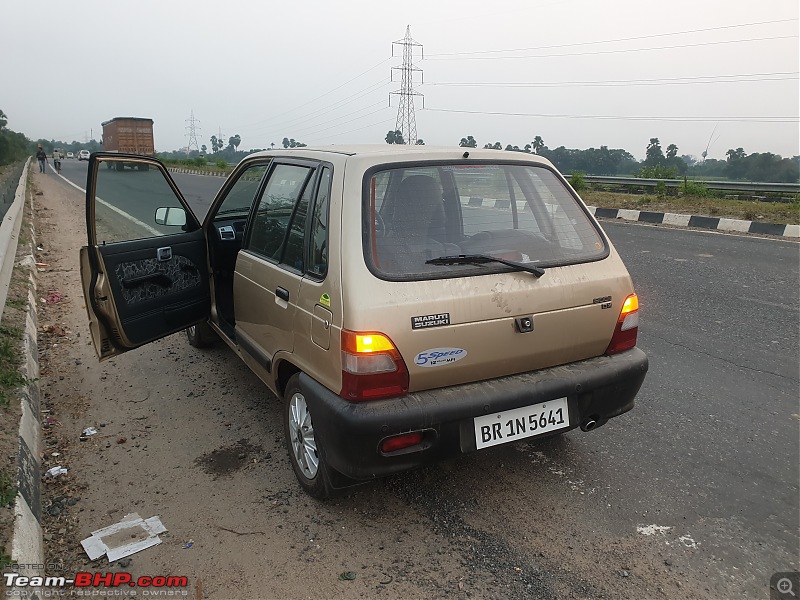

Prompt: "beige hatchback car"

[80,146,648,498]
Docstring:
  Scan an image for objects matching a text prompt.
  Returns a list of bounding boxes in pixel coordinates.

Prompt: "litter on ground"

[80,513,167,562]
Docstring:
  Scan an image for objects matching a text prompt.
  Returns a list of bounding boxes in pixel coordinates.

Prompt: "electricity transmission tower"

[185,110,201,153]
[390,26,423,145]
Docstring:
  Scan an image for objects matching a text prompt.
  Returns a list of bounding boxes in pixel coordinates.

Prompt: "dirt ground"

[26,169,736,600]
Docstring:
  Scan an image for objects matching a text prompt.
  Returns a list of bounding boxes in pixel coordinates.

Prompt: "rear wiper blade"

[425,254,545,278]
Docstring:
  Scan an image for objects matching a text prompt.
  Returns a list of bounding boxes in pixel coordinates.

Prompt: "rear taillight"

[340,330,409,401]
[605,293,639,355]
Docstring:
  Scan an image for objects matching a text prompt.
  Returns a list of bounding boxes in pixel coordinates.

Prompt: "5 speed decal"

[414,347,467,368]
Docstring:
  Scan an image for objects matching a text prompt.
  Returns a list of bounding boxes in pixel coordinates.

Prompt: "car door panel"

[82,153,210,359]
[233,161,315,370]
[91,231,209,345]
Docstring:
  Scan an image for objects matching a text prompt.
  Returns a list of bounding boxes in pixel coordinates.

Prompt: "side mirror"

[155,207,187,227]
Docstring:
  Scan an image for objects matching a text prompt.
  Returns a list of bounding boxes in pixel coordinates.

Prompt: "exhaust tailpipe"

[580,417,606,432]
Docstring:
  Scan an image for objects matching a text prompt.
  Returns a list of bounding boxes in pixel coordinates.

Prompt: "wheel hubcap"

[289,392,318,479]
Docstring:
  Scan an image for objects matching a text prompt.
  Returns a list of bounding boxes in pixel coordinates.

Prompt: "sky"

[3,0,798,161]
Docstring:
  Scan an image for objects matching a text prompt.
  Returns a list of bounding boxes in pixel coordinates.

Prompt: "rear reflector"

[380,432,424,453]
[605,293,639,355]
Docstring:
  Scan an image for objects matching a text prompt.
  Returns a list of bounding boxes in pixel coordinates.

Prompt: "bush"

[193,157,207,167]
[682,180,713,197]
[569,171,586,192]
[216,160,227,170]
[637,165,679,179]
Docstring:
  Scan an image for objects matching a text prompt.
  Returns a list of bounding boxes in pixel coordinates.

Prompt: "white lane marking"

[56,169,160,236]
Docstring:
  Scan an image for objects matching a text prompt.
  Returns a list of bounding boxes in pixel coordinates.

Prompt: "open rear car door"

[80,153,210,360]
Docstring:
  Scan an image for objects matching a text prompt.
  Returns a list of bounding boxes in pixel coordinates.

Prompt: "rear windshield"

[364,162,607,279]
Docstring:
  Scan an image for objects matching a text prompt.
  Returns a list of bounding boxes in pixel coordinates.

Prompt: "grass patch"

[161,158,232,176]
[4,298,25,310]
[0,324,26,407]
[0,471,15,506]
[0,550,14,570]
[582,190,800,225]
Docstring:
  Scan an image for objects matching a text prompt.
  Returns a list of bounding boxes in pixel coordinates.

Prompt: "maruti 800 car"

[80,146,648,498]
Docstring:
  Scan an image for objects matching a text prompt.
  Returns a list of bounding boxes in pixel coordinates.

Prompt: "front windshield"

[365,162,607,279]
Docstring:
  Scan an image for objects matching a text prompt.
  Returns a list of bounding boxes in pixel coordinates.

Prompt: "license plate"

[474,397,570,450]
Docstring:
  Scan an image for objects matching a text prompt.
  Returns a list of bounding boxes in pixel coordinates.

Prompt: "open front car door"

[80,153,210,360]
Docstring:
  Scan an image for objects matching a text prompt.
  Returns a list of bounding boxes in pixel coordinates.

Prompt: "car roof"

[244,144,555,165]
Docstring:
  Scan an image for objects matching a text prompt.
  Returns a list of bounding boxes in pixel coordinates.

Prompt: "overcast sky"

[3,0,798,160]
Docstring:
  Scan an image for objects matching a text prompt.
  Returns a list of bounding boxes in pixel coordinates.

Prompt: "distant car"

[66,152,74,159]
[78,150,90,161]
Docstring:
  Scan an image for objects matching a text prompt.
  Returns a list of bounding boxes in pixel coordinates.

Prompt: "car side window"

[281,174,315,272]
[93,160,193,245]
[307,167,331,279]
[215,161,271,218]
[246,164,313,262]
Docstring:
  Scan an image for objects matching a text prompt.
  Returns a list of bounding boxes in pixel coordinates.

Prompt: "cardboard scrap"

[80,513,167,562]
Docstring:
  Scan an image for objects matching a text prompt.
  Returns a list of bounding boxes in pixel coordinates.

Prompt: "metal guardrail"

[582,176,800,195]
[0,159,30,323]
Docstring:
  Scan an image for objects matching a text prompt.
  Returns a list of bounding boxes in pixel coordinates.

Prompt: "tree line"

[452,134,799,183]
[1,108,795,184]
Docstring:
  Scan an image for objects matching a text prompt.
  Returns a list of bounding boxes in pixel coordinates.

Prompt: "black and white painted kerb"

[462,196,799,238]
[586,206,799,238]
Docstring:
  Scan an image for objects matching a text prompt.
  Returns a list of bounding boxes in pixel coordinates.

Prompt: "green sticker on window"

[319,293,331,307]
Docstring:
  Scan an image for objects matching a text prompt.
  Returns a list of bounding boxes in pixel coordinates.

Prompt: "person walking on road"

[36,144,47,173]
[52,148,62,174]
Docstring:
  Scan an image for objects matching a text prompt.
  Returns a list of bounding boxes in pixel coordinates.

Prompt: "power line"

[282,106,391,140]
[264,102,389,140]
[426,18,798,57]
[230,57,392,132]
[425,35,797,61]
[423,72,799,88]
[424,107,799,123]
[245,79,389,140]
[306,115,398,145]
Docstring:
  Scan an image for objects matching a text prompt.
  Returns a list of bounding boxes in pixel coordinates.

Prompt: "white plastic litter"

[81,513,167,562]
[46,466,67,477]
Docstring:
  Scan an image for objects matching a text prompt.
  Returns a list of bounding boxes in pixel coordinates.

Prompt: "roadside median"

[0,160,44,587]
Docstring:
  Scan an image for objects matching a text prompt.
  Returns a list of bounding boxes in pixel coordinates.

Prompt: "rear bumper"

[301,347,648,482]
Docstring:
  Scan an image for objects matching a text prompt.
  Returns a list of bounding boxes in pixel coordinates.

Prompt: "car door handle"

[276,287,289,301]
[121,271,173,289]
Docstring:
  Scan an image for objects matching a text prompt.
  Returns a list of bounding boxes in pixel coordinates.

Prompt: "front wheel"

[186,321,217,348]
[283,373,333,499]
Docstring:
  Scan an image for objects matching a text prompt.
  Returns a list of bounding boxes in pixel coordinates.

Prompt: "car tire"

[283,373,333,500]
[185,321,217,348]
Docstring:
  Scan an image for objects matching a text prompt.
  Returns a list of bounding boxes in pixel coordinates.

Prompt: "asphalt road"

[53,157,799,595]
